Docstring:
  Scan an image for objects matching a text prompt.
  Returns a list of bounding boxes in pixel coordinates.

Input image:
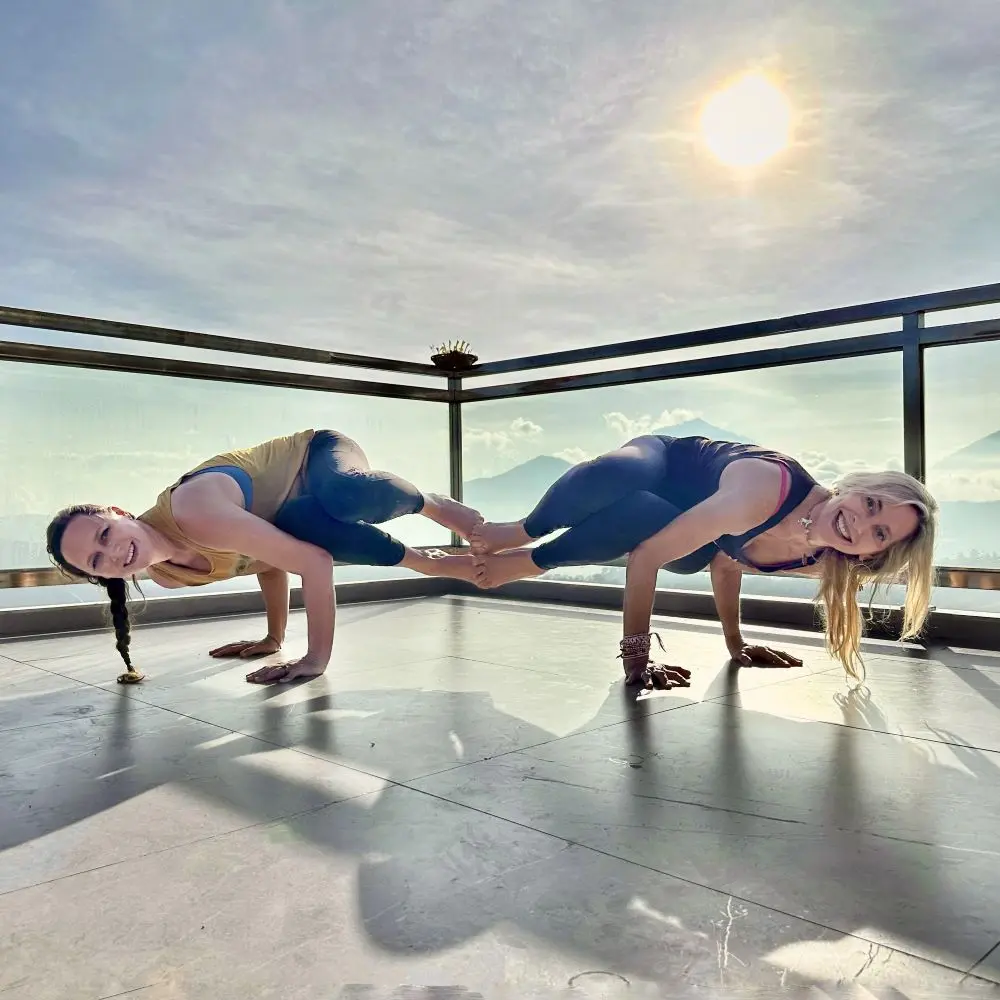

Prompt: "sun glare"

[699,71,792,170]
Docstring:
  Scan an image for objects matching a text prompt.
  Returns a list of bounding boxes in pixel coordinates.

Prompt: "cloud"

[510,417,542,439]
[797,451,905,485]
[465,428,513,451]
[466,417,544,452]
[604,409,699,439]
[930,471,1000,503]
[555,447,592,465]
[3,1,1000,368]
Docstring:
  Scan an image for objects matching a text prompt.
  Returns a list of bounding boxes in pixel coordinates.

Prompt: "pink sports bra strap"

[771,461,791,518]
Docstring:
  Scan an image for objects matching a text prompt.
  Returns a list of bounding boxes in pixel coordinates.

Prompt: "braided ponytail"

[102,576,144,684]
[46,504,145,684]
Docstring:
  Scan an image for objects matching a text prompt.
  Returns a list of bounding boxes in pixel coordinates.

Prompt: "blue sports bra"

[182,464,254,509]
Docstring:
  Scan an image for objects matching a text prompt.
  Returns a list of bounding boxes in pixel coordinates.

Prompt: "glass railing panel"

[923,340,1000,614]
[463,352,905,600]
[0,361,450,608]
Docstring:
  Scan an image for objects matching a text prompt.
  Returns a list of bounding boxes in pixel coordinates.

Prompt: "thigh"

[595,434,668,480]
[274,495,405,566]
[532,490,685,569]
[306,429,371,483]
[303,430,423,524]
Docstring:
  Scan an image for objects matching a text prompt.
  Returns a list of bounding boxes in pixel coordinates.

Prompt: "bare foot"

[408,550,483,584]
[469,520,531,556]
[476,548,544,588]
[422,494,483,541]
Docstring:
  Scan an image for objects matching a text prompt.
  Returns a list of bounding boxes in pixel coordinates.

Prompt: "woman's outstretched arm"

[710,552,745,655]
[620,459,785,681]
[170,477,336,681]
[258,567,290,646]
[206,567,291,661]
[708,554,801,664]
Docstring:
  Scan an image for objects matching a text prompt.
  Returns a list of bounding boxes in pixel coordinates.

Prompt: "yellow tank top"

[137,429,316,587]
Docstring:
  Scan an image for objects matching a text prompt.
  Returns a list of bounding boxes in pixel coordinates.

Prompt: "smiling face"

[57,509,157,579]
[810,489,920,559]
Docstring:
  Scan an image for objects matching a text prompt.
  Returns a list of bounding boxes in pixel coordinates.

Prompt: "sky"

[1,0,999,546]
[3,1,1000,353]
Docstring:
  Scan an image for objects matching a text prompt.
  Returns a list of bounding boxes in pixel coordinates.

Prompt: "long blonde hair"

[815,470,938,681]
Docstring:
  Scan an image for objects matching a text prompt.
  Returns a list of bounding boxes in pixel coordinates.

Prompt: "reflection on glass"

[0,363,450,603]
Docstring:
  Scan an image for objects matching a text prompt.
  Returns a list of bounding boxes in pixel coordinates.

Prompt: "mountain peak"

[650,417,755,444]
[936,428,1000,469]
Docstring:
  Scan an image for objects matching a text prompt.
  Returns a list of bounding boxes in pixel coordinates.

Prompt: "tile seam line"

[20,657,997,789]
[388,777,1000,982]
[965,938,1000,980]
[5,756,991,986]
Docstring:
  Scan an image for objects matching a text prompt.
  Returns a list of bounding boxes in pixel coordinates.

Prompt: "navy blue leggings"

[274,430,424,566]
[523,436,718,573]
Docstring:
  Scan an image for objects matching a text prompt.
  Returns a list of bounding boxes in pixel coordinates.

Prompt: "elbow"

[628,541,661,574]
[711,552,741,575]
[301,549,334,581]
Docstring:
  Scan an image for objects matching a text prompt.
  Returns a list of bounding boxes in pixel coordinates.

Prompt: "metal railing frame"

[2,285,1000,625]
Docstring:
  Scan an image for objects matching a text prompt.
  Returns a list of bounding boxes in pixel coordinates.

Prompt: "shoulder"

[719,457,785,500]
[172,472,242,512]
[663,458,783,539]
[170,474,246,541]
[714,458,787,532]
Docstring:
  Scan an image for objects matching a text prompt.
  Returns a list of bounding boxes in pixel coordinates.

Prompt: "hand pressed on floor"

[209,636,281,659]
[245,657,328,684]
[728,642,803,668]
[624,658,692,691]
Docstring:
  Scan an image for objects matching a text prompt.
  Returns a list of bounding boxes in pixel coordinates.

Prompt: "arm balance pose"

[47,429,482,685]
[471,434,937,686]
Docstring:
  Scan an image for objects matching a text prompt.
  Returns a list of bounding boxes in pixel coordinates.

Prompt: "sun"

[698,71,792,170]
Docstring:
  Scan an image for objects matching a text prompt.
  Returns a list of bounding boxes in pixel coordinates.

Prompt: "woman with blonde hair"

[471,434,937,688]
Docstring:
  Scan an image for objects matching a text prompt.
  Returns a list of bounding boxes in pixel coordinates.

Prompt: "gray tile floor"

[1,594,999,999]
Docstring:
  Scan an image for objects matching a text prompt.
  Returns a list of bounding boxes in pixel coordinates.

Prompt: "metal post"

[902,312,926,482]
[447,376,464,547]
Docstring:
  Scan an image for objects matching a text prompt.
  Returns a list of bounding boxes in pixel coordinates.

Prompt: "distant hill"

[464,418,754,520]
[462,414,1000,563]
[3,414,999,571]
[936,428,1000,470]
[464,455,572,519]
[650,418,756,444]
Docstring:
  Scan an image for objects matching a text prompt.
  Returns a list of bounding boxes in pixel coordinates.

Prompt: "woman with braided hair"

[46,428,482,685]
[471,434,938,688]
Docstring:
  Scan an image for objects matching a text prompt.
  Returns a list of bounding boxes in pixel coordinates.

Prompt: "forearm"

[301,557,336,665]
[623,549,660,639]
[619,550,661,680]
[257,569,290,643]
[710,555,744,649]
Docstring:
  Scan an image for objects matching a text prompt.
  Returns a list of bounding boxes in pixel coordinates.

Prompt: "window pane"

[0,363,450,607]
[923,340,1000,613]
[464,354,904,603]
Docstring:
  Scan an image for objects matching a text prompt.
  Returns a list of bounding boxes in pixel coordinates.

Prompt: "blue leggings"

[523,436,718,573]
[274,430,424,566]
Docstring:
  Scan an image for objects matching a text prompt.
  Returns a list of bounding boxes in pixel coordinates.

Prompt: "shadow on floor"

[4,649,1000,995]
